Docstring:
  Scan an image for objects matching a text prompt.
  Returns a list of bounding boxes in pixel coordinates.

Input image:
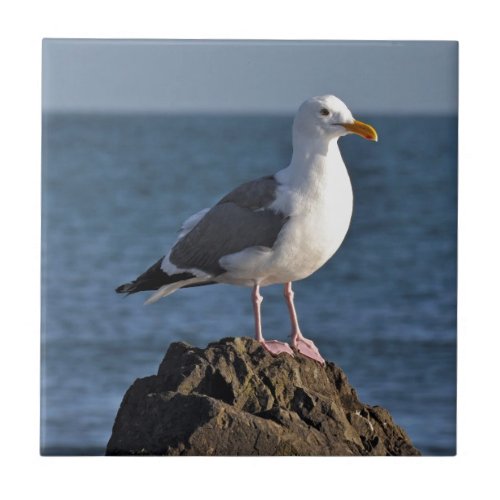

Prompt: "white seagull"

[116,95,378,365]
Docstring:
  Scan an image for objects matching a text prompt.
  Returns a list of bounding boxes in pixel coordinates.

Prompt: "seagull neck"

[285,134,343,187]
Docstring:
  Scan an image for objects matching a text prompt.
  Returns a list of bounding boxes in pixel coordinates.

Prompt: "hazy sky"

[42,39,457,115]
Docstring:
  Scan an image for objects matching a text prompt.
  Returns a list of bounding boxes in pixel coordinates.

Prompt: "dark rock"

[106,337,420,456]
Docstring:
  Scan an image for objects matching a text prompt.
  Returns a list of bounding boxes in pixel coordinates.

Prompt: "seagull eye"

[320,108,330,116]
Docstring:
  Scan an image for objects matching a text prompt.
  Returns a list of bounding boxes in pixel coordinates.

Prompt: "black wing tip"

[115,283,134,294]
[115,268,199,296]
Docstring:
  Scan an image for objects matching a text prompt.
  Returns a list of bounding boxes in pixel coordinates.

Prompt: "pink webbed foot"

[292,336,326,365]
[259,340,294,357]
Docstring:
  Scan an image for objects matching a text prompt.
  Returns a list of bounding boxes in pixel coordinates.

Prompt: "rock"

[106,337,420,456]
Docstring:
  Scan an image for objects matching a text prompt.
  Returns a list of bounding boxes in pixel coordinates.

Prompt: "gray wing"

[169,175,288,275]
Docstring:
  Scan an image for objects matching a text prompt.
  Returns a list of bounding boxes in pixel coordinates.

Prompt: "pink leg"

[252,284,294,357]
[284,282,326,365]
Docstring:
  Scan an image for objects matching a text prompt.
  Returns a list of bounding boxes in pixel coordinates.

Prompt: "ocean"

[41,113,457,456]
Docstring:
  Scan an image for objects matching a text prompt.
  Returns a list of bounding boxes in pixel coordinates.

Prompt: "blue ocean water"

[41,113,457,456]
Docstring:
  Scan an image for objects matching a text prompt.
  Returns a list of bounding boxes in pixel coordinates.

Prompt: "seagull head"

[293,95,378,143]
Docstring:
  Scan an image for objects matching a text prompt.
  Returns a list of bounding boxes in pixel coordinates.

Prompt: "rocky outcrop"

[106,337,420,456]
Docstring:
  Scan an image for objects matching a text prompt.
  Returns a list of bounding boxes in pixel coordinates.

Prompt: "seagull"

[116,95,377,365]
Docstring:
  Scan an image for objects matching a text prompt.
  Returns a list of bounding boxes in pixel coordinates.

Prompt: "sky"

[42,39,457,115]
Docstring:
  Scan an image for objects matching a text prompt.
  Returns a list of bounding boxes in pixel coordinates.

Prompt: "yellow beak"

[342,120,378,142]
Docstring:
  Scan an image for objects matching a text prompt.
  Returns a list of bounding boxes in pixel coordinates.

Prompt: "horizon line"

[42,108,458,118]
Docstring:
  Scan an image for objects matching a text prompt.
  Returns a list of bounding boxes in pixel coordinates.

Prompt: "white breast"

[263,159,353,284]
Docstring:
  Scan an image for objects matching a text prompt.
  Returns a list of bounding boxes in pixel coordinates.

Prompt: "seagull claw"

[259,340,294,357]
[292,336,326,365]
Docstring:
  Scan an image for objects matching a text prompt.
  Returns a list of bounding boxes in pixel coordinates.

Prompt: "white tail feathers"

[144,277,208,305]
